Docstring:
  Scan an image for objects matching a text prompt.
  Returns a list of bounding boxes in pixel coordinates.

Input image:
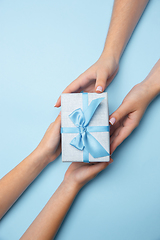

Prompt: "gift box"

[61,92,110,162]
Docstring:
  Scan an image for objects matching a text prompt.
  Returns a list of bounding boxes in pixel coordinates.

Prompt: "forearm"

[0,149,48,219]
[102,0,149,61]
[21,180,79,240]
[142,59,160,103]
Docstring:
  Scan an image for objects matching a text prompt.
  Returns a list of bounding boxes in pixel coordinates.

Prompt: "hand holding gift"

[0,109,113,239]
[0,114,61,219]
[21,160,112,240]
[110,59,160,154]
[54,1,149,109]
[54,55,119,108]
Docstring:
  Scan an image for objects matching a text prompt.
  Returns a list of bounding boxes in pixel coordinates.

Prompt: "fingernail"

[58,111,61,116]
[96,86,103,92]
[54,104,57,107]
[109,117,116,125]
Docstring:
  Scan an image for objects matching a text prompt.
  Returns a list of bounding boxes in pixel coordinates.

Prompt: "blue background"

[0,0,160,239]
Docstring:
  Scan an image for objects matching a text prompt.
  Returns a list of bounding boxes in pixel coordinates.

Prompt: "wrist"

[142,76,160,102]
[100,47,120,65]
[101,33,123,64]
[31,148,50,168]
[62,178,81,196]
[142,59,160,98]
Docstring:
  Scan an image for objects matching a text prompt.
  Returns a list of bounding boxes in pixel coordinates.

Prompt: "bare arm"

[20,180,78,240]
[103,0,149,61]
[0,151,48,219]
[21,161,113,239]
[0,115,61,219]
[55,0,149,107]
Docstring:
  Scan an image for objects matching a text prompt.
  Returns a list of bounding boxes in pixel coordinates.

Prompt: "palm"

[65,163,94,185]
[65,161,111,188]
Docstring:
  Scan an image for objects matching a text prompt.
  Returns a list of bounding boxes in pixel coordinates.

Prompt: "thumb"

[95,71,108,93]
[54,112,61,130]
[109,102,130,126]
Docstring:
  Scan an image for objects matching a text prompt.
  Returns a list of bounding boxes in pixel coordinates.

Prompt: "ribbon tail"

[83,97,104,126]
[70,134,84,150]
[82,132,109,158]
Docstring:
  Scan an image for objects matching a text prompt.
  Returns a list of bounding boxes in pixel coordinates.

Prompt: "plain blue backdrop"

[0,0,160,239]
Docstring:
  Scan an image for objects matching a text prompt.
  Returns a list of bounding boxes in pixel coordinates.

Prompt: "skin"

[21,161,112,240]
[0,112,113,238]
[110,59,160,153]
[54,0,149,107]
[0,114,61,219]
[1,0,157,237]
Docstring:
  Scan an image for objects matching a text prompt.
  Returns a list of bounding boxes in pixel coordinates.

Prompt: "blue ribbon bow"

[61,93,110,162]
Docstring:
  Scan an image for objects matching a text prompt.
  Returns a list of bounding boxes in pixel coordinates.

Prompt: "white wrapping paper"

[61,92,110,162]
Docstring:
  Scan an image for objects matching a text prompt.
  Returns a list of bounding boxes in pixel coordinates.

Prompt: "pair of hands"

[37,58,160,190]
[36,113,113,190]
[54,57,160,155]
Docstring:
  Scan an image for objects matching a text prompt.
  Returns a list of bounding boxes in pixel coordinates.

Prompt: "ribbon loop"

[69,108,85,127]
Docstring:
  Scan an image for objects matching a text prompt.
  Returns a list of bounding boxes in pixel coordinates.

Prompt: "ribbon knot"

[78,125,87,134]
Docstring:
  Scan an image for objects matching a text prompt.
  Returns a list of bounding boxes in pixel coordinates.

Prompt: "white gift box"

[61,92,110,162]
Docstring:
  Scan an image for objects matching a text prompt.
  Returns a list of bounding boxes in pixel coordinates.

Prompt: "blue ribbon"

[61,93,110,162]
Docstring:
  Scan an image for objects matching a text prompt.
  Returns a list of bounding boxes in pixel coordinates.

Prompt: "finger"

[47,113,61,133]
[54,72,91,107]
[54,80,81,108]
[89,158,113,176]
[109,102,131,126]
[54,95,61,108]
[54,144,61,159]
[95,65,119,92]
[110,121,138,154]
[110,120,121,136]
[110,125,123,144]
[105,66,119,89]
[54,113,61,134]
[95,71,108,93]
[110,115,127,136]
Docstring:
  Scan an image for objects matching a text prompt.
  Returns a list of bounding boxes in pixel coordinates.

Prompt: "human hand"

[110,60,160,153]
[64,159,113,190]
[55,54,119,107]
[35,114,61,164]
